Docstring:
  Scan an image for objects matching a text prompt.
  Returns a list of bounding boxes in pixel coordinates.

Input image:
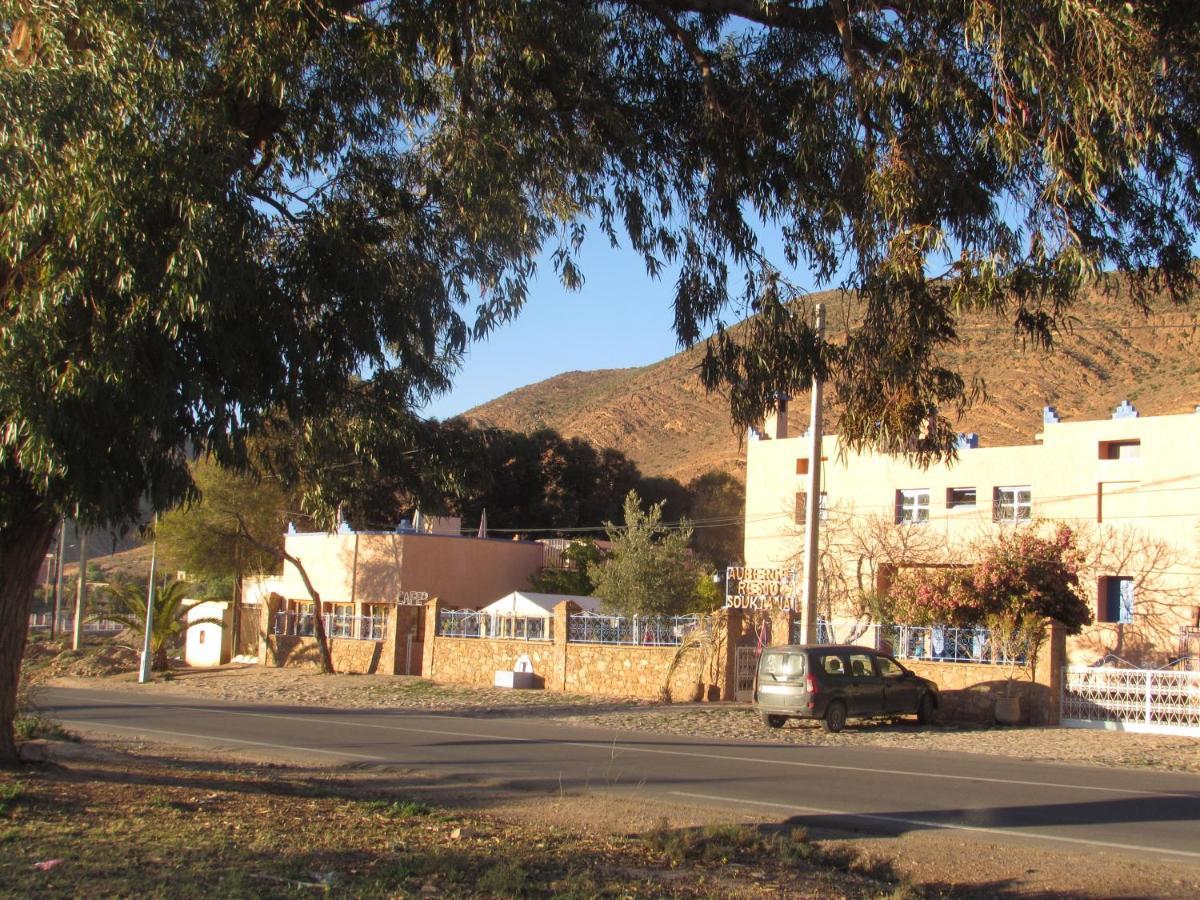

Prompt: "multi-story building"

[744,400,1200,665]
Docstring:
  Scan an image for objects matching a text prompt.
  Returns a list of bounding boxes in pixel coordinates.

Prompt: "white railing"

[1062,666,1200,735]
[273,611,387,641]
[28,613,123,634]
[567,613,702,647]
[438,610,553,641]
[794,619,1025,666]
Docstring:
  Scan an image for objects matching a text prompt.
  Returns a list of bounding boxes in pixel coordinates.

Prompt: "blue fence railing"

[567,613,701,647]
[438,610,553,641]
[790,620,1026,666]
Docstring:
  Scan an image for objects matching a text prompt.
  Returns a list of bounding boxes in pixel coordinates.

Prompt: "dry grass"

[0,754,914,898]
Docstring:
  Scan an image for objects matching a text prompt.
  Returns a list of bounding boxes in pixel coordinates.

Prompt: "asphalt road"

[37,686,1200,863]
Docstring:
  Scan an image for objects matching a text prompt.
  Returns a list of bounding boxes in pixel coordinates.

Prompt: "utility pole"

[800,303,825,644]
[139,515,159,683]
[71,525,88,650]
[50,518,66,640]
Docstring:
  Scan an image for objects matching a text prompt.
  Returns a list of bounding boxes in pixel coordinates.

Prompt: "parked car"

[754,644,939,733]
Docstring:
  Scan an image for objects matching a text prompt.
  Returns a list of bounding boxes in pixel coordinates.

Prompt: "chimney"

[762,394,789,440]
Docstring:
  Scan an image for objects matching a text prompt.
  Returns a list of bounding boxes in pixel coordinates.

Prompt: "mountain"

[463,285,1200,484]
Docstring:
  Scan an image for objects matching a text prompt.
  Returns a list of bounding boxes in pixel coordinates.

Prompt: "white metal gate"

[1061,666,1200,735]
[735,645,760,702]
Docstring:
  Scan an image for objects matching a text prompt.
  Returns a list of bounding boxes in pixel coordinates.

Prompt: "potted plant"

[986,611,1045,725]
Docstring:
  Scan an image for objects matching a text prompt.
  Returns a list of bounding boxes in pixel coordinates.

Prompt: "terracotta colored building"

[744,401,1200,666]
[253,525,546,674]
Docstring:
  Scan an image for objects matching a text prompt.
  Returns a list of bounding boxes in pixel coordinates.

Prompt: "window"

[1099,576,1134,624]
[760,651,805,682]
[895,489,930,524]
[847,653,875,678]
[794,491,828,524]
[1099,439,1141,460]
[328,602,354,638]
[820,654,845,676]
[993,486,1032,523]
[947,487,977,509]
[877,656,905,679]
[364,604,390,640]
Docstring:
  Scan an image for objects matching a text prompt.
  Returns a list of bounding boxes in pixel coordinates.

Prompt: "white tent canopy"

[478,591,605,618]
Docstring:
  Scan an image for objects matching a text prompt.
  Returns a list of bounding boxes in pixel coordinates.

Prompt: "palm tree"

[98,578,217,671]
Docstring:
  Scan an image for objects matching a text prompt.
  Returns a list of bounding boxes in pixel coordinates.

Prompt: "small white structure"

[184,600,232,668]
[479,591,605,618]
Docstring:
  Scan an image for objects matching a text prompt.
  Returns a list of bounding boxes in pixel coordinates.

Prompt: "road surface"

[36,686,1200,863]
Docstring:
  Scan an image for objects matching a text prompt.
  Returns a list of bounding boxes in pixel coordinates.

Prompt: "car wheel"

[761,713,787,729]
[917,692,936,725]
[823,700,847,733]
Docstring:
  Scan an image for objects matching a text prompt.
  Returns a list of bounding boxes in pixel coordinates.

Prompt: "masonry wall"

[259,594,421,675]
[264,635,389,673]
[421,599,718,702]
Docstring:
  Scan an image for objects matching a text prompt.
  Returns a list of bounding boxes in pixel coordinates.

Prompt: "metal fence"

[567,613,701,646]
[273,611,387,641]
[1062,666,1200,734]
[438,610,553,641]
[792,619,1024,666]
[28,613,123,635]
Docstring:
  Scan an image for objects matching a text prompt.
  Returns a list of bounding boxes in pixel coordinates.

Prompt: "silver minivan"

[754,644,939,732]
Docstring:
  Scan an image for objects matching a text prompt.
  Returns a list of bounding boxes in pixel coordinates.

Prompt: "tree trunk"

[232,516,333,673]
[0,501,57,765]
[232,550,242,657]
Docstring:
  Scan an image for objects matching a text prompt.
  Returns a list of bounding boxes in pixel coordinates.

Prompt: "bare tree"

[1073,524,1194,666]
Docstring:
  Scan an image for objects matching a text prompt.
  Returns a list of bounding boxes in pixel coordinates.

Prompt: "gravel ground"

[42,663,1200,774]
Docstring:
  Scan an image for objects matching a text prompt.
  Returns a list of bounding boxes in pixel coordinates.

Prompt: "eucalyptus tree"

[1,1,1196,761]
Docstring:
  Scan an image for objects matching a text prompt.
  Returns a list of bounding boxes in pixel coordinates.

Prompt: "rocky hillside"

[464,285,1200,483]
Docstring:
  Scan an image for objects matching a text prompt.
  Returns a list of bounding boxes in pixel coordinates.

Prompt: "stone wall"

[901,619,1066,725]
[259,594,423,675]
[562,642,705,701]
[422,598,716,702]
[264,634,387,673]
[758,609,1066,724]
[426,636,562,688]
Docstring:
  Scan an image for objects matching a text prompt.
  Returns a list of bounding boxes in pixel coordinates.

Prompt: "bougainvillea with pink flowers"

[885,524,1092,632]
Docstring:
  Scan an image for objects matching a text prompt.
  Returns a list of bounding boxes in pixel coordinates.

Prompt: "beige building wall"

[745,408,1200,665]
[184,600,232,667]
[272,531,544,609]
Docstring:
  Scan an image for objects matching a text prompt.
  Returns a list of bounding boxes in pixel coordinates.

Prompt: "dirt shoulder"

[2,737,914,899]
[8,734,1199,899]
[42,663,1200,775]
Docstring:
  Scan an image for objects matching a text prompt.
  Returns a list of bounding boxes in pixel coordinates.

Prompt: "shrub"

[883,524,1092,632]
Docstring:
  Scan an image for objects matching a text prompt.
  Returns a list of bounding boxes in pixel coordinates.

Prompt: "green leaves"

[2,0,1196,536]
[590,490,706,617]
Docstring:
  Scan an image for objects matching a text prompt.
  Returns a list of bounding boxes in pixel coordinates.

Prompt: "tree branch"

[644,3,727,119]
[232,513,334,673]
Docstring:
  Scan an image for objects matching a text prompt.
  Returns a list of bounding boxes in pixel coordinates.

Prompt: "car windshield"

[759,651,805,681]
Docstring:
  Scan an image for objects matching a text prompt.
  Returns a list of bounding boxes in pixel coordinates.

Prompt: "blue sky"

[421,239,691,420]
[421,221,821,420]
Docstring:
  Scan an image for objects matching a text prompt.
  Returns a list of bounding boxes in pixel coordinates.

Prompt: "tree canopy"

[1,0,1197,759]
[591,491,708,616]
[154,458,288,597]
